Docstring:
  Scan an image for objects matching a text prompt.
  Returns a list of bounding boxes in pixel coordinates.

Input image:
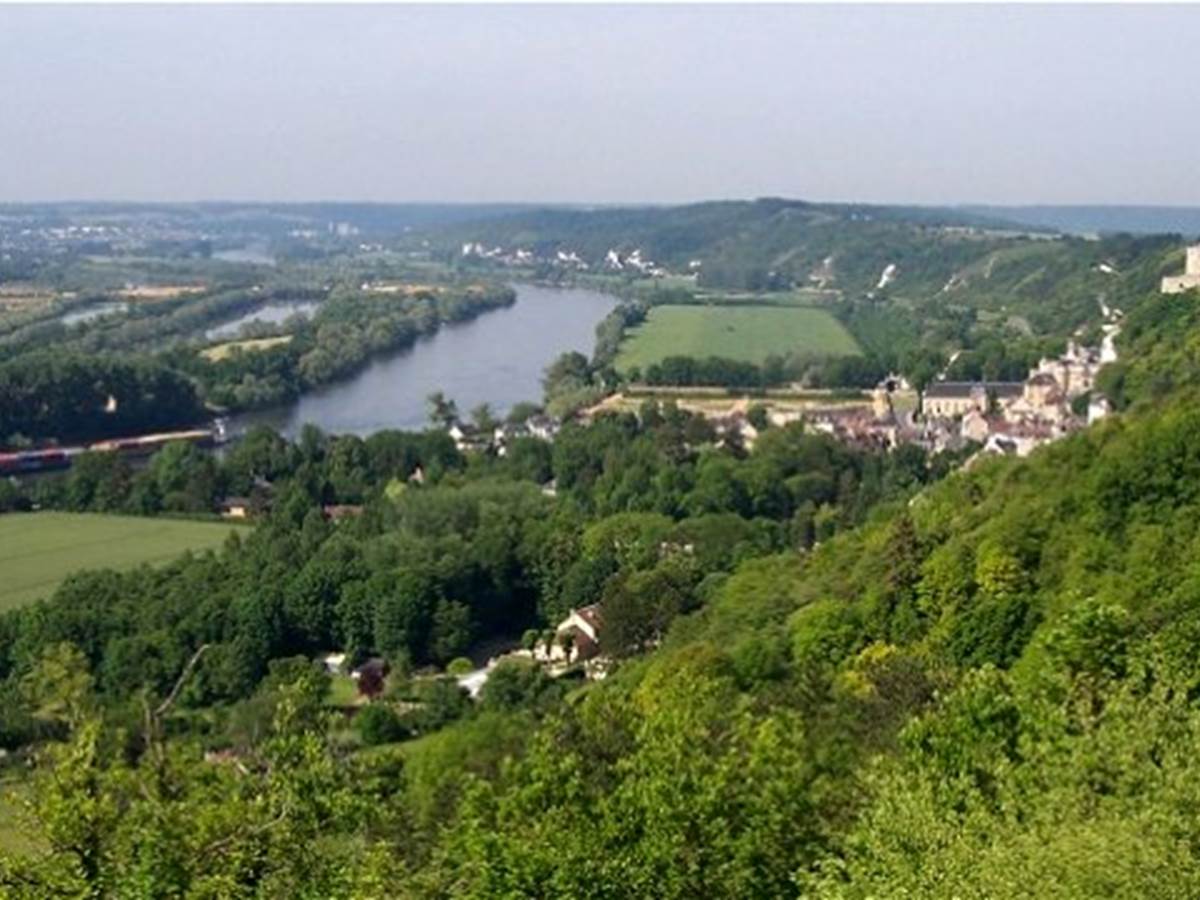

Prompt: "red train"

[0,425,222,476]
[0,448,73,475]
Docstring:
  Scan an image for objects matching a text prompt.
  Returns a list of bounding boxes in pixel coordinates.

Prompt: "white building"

[320,652,346,675]
[923,382,1023,419]
[1088,395,1112,424]
[1030,340,1101,398]
[1161,244,1200,293]
[530,604,604,667]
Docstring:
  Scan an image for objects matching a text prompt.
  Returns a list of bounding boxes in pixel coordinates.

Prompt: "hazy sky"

[2,4,1198,206]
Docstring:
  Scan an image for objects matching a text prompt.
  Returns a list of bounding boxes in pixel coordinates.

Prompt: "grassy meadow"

[200,334,293,361]
[0,512,247,611]
[615,304,861,372]
[0,779,42,856]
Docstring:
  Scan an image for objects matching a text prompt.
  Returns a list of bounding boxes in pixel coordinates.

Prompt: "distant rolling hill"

[431,198,1058,293]
[430,198,1182,340]
[0,201,559,238]
[964,205,1200,238]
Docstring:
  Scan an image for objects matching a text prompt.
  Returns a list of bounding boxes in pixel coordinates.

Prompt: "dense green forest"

[0,388,966,894]
[3,284,1200,895]
[0,404,950,709]
[5,199,1200,896]
[0,353,206,445]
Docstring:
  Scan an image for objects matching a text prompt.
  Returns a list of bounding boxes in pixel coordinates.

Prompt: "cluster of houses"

[871,333,1117,459]
[690,322,1123,462]
[447,413,560,454]
[460,242,553,267]
[220,492,363,522]
[216,413,564,521]
[708,404,898,454]
[601,247,671,277]
[460,241,681,279]
[461,241,591,271]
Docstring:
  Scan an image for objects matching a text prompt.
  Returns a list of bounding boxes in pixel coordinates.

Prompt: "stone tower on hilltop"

[1161,244,1200,293]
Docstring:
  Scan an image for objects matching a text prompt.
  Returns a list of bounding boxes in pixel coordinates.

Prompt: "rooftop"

[925,381,1023,398]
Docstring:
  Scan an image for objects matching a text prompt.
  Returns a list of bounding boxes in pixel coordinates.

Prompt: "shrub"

[355,703,409,746]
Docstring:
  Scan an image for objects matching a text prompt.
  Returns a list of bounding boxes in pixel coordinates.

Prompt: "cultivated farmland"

[0,512,247,611]
[615,304,861,373]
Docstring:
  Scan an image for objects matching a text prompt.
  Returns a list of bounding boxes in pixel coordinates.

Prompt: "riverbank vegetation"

[0,274,516,446]
[0,352,206,445]
[5,281,1200,893]
[172,282,516,413]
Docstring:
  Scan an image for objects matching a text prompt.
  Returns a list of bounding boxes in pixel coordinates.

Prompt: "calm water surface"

[229,284,616,437]
[61,301,129,326]
[213,245,277,266]
[206,302,320,340]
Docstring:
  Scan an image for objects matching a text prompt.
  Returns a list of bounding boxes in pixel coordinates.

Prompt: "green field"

[201,334,293,361]
[0,780,40,855]
[0,512,247,611]
[690,288,843,306]
[615,304,861,372]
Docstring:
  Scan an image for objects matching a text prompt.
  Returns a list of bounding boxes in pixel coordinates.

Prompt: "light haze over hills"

[1,4,1199,206]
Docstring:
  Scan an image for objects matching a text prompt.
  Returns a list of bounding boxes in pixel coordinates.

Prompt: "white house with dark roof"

[552,604,603,664]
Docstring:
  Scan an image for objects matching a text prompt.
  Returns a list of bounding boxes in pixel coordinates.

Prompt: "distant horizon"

[2,5,1199,205]
[6,198,1200,212]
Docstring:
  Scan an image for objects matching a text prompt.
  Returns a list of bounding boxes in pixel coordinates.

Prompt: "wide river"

[228,284,617,438]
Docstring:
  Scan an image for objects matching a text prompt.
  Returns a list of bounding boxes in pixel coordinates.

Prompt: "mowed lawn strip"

[201,334,293,362]
[0,512,247,611]
[615,305,861,373]
[0,781,42,856]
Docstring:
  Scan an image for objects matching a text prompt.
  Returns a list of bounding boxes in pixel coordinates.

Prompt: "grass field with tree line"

[0,512,247,611]
[199,334,294,362]
[614,304,862,373]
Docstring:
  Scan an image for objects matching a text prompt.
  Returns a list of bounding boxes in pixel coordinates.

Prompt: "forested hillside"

[441,200,1183,369]
[441,198,1028,291]
[432,388,1200,896]
[440,199,1170,302]
[2,191,1200,894]
[3,279,1200,895]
